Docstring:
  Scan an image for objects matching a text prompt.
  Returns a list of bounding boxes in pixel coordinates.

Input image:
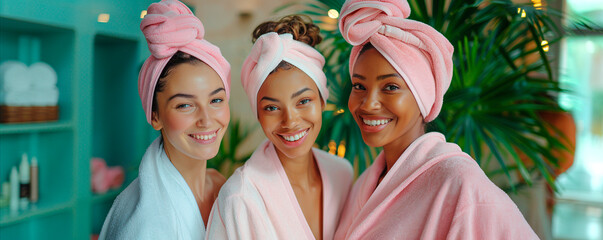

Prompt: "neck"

[163,144,208,200]
[382,116,425,174]
[275,148,320,189]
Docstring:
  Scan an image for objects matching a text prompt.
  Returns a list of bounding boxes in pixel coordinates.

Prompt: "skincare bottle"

[10,166,19,213]
[19,153,30,210]
[30,156,39,203]
[0,181,9,208]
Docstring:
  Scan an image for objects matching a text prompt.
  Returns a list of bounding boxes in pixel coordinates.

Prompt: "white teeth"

[192,132,216,140]
[282,130,308,142]
[363,118,390,126]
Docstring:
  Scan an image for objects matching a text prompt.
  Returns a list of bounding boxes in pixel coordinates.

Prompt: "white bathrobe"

[99,137,204,239]
[206,140,354,240]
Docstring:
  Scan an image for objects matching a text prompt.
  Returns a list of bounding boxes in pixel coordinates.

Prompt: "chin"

[360,134,387,148]
[275,141,314,159]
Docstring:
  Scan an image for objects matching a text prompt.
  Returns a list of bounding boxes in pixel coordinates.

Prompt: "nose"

[281,107,300,129]
[196,106,211,128]
[359,89,381,112]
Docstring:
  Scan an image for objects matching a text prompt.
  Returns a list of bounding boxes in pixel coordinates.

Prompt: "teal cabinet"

[0,0,155,239]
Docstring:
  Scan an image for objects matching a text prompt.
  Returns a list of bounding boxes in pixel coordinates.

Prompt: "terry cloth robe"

[334,132,539,240]
[99,137,204,240]
[206,140,354,240]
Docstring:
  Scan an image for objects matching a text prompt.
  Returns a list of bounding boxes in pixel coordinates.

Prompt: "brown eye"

[384,84,399,91]
[176,103,192,109]
[298,98,311,105]
[264,105,278,112]
[352,83,365,90]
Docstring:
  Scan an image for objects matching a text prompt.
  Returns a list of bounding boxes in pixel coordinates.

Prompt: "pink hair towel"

[138,0,231,124]
[240,32,329,117]
[339,0,454,122]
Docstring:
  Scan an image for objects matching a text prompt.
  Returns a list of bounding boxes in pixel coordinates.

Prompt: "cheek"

[389,94,419,120]
[163,111,193,133]
[258,112,278,135]
[304,104,323,129]
[348,93,361,117]
[213,106,230,127]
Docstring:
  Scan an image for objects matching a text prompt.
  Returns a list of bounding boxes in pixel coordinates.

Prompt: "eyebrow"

[211,87,225,96]
[291,87,312,98]
[260,96,279,102]
[259,87,314,103]
[167,87,225,102]
[352,73,402,81]
[168,93,195,101]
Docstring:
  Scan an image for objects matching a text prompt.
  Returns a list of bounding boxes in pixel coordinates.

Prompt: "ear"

[151,111,163,131]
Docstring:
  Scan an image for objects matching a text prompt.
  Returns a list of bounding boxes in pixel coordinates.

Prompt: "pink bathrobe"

[207,140,354,239]
[335,132,538,240]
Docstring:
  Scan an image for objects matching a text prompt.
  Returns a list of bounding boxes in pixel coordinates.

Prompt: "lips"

[189,129,219,144]
[277,128,309,147]
[359,116,392,133]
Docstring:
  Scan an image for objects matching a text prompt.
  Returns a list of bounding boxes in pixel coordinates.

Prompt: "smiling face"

[257,66,323,160]
[151,62,230,162]
[348,48,424,149]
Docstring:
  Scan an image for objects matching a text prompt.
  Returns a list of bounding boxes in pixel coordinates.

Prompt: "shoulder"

[428,151,513,205]
[101,178,176,238]
[215,165,260,204]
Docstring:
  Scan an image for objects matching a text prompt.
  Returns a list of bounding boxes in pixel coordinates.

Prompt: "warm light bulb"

[98,13,110,23]
[140,10,147,19]
[532,0,543,10]
[541,40,549,52]
[328,140,337,155]
[328,9,339,19]
[521,9,526,18]
[517,7,522,14]
[336,109,345,114]
[337,142,346,157]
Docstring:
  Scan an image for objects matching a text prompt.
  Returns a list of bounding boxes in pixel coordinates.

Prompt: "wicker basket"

[0,105,59,123]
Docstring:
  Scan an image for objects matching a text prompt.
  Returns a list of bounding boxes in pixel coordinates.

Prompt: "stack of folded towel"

[0,60,59,122]
[0,60,59,106]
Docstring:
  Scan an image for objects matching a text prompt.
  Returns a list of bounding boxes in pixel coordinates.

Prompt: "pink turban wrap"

[139,0,231,124]
[339,0,453,122]
[241,32,329,118]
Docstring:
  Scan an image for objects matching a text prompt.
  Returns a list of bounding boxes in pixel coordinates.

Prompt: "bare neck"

[163,145,208,201]
[275,149,321,189]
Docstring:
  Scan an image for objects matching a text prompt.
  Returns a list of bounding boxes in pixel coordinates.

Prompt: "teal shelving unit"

[0,0,155,239]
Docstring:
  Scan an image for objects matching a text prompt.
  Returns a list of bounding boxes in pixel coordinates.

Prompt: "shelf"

[0,200,73,226]
[0,121,73,135]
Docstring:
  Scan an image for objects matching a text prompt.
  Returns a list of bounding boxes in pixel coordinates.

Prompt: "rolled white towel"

[0,90,33,106]
[0,61,31,92]
[30,87,59,106]
[30,62,57,89]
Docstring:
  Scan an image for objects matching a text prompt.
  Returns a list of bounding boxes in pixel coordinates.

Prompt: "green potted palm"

[281,0,585,191]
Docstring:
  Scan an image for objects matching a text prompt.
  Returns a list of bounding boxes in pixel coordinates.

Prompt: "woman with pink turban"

[99,0,231,239]
[206,15,353,240]
[334,0,538,239]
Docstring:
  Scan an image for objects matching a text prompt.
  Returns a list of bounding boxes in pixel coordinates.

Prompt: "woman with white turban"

[206,15,353,240]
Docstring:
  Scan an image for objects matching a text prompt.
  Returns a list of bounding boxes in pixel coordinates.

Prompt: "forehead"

[353,48,398,75]
[162,62,224,92]
[258,67,319,97]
